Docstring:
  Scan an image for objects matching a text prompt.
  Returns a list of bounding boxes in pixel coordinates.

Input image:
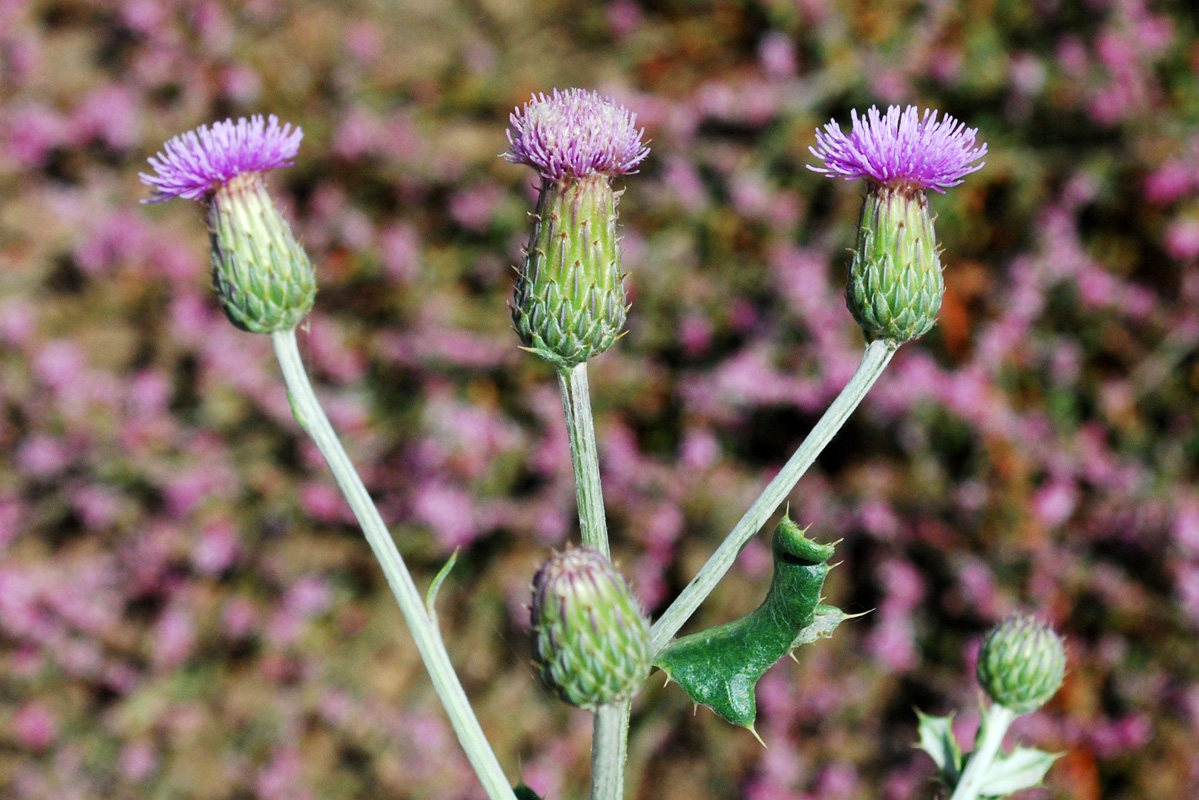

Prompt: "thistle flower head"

[138,114,314,332]
[977,614,1067,714]
[808,105,986,193]
[504,88,649,182]
[140,114,303,203]
[507,89,644,367]
[530,547,651,709]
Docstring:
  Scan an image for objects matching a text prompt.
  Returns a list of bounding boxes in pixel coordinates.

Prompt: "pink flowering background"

[1,0,1196,798]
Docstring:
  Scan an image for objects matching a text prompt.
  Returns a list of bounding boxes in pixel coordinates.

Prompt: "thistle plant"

[137,96,1066,800]
[140,115,517,800]
[917,615,1067,800]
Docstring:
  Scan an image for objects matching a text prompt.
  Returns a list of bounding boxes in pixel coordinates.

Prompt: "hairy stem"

[271,328,514,800]
[650,339,897,652]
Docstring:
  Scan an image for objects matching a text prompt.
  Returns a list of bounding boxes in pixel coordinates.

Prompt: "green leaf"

[791,603,857,649]
[514,783,544,800]
[653,516,839,730]
[974,746,1061,796]
[425,548,460,617]
[915,710,963,784]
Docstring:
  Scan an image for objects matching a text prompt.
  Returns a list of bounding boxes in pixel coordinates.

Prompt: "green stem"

[270,329,514,800]
[649,339,897,653]
[949,704,1017,800]
[555,362,626,798]
[557,364,610,558]
[591,701,631,800]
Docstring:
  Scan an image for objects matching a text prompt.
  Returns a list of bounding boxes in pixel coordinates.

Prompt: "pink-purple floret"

[504,88,649,181]
[139,114,302,203]
[808,105,986,193]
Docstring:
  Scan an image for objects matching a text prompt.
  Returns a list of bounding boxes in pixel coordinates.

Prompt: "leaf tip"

[747,725,767,748]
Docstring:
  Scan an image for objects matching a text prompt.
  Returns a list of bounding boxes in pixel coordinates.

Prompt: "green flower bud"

[512,176,627,369]
[977,615,1066,714]
[846,184,944,343]
[530,546,651,709]
[208,172,316,333]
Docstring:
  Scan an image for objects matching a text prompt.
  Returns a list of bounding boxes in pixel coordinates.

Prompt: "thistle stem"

[591,701,631,800]
[949,704,1017,800]
[557,364,611,558]
[650,339,897,652]
[555,362,627,799]
[270,328,514,800]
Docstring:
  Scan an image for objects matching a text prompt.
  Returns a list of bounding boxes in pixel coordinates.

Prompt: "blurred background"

[1,0,1197,797]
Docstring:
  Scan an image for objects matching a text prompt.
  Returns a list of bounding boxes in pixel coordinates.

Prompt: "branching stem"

[650,339,897,653]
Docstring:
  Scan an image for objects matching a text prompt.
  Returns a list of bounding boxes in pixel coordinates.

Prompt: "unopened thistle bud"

[140,114,315,333]
[809,106,986,344]
[504,89,649,369]
[530,547,652,709]
[977,615,1066,714]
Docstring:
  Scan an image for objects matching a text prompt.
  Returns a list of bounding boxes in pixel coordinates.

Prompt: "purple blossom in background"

[73,85,142,151]
[139,114,302,202]
[1166,217,1199,260]
[2,104,67,167]
[191,522,241,576]
[151,605,196,669]
[758,31,798,79]
[12,702,57,751]
[808,105,987,192]
[119,741,158,783]
[504,88,649,181]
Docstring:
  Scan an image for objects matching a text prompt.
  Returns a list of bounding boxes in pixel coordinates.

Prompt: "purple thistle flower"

[139,114,302,203]
[138,114,314,332]
[504,88,649,181]
[808,105,986,193]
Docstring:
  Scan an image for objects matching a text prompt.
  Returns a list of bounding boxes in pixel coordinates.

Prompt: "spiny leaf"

[792,603,860,649]
[974,746,1061,796]
[653,516,845,729]
[915,709,963,784]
